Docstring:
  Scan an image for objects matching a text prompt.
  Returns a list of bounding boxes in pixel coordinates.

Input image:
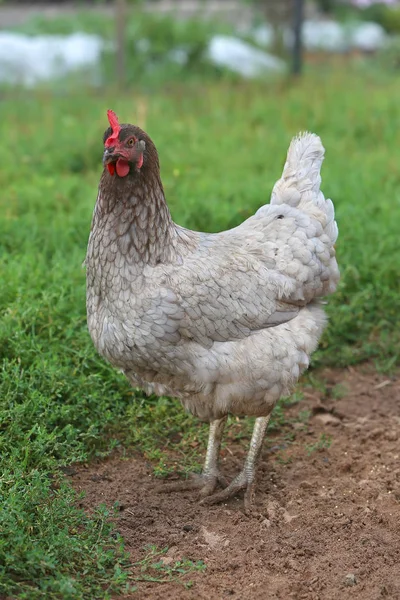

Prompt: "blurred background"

[1,0,400,87]
[1,1,400,598]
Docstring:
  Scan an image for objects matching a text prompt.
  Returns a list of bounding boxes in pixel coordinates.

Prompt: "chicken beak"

[103,147,118,166]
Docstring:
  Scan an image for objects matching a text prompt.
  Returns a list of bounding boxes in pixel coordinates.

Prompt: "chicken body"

[86,118,339,510]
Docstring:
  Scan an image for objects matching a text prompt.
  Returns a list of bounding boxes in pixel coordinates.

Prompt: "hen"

[85,110,339,511]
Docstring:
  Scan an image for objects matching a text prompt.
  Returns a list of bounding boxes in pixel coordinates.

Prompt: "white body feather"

[86,132,339,421]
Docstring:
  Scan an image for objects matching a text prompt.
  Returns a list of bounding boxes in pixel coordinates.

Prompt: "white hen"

[86,111,340,511]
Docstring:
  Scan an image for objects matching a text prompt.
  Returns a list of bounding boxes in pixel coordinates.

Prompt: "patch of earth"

[71,365,400,599]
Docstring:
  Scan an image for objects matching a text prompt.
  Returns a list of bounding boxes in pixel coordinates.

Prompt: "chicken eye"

[127,138,135,147]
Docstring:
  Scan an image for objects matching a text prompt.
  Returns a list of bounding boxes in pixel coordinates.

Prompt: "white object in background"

[208,35,285,78]
[302,20,349,52]
[252,24,274,47]
[252,23,293,51]
[0,32,103,86]
[351,22,386,52]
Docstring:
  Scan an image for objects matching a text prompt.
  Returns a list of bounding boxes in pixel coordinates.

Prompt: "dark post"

[292,0,304,76]
[115,0,127,89]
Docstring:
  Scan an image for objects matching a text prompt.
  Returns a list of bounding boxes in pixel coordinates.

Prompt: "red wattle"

[116,159,130,177]
[107,163,115,176]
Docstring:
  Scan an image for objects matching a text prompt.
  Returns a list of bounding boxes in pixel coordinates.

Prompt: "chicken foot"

[200,415,271,513]
[154,416,228,498]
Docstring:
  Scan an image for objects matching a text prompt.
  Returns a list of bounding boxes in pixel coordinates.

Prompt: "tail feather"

[271,132,338,245]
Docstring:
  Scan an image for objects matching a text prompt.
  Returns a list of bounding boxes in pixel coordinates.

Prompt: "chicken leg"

[154,416,228,498]
[201,415,271,512]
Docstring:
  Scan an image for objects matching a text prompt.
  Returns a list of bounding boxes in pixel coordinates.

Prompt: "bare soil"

[72,365,400,600]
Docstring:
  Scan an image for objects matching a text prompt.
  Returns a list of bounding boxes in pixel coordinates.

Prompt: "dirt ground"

[72,365,400,600]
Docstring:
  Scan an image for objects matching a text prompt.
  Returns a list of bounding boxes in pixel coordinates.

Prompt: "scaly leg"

[201,415,271,512]
[154,416,228,498]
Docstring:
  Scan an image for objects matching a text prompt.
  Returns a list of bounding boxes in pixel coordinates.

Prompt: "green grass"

[1,68,400,598]
[130,545,206,588]
[305,433,333,456]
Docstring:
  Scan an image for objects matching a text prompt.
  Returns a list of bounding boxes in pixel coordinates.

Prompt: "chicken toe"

[200,415,271,512]
[154,416,228,498]
[153,472,226,496]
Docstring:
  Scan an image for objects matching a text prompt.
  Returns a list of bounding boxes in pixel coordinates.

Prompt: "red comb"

[105,109,121,147]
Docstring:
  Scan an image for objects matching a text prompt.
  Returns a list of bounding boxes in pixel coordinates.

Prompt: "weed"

[297,409,312,424]
[130,545,206,588]
[305,434,333,456]
[275,452,293,465]
[331,383,348,400]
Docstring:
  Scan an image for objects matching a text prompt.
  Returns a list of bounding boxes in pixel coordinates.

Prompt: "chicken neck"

[96,167,178,265]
